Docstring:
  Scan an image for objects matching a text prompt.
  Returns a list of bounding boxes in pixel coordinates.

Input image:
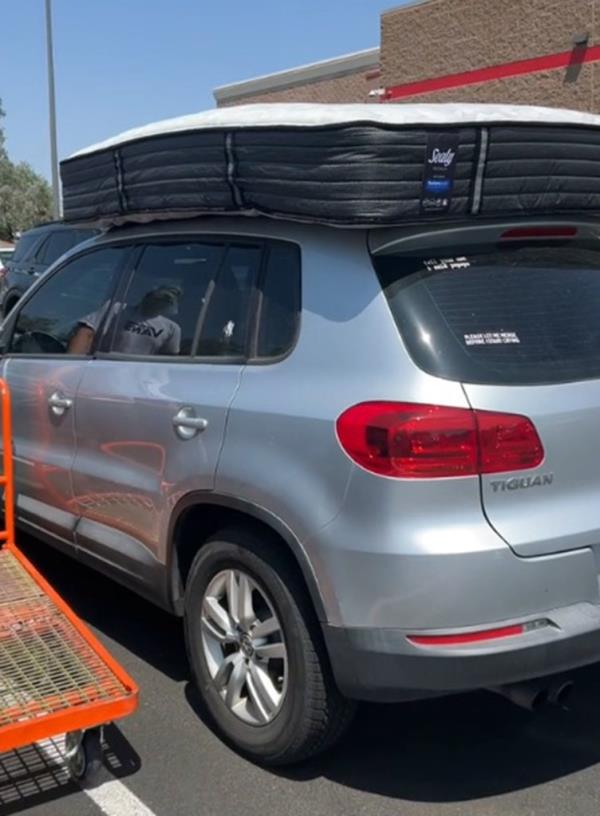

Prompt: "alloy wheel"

[200,569,288,725]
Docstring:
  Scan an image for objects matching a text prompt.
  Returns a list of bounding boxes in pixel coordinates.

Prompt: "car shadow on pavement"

[184,660,600,802]
[280,663,600,802]
[20,535,600,803]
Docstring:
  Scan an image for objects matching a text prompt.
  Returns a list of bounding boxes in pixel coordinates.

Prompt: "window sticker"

[464,332,521,346]
[424,257,471,272]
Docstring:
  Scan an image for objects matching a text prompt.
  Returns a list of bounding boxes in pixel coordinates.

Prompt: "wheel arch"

[2,290,22,317]
[167,492,328,622]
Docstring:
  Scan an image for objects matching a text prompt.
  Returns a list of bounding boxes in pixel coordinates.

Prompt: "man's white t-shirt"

[80,302,181,355]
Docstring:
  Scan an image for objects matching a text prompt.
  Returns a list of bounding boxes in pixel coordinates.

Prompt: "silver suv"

[2,215,600,765]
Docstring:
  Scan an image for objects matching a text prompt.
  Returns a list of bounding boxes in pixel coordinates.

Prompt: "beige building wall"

[381,0,599,111]
[214,0,600,112]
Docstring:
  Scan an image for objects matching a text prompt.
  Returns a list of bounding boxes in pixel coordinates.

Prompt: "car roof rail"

[30,219,65,230]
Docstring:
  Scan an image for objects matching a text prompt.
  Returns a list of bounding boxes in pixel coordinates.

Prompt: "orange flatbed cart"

[0,379,139,779]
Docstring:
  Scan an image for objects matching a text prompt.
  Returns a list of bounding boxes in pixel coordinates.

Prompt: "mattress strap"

[470,127,489,215]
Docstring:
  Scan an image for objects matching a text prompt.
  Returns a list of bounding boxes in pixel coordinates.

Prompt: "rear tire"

[184,527,355,765]
[3,297,18,318]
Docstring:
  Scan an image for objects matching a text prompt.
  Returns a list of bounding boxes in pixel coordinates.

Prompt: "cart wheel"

[65,728,103,781]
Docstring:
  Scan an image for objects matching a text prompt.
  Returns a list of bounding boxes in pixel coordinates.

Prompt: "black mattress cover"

[60,102,600,228]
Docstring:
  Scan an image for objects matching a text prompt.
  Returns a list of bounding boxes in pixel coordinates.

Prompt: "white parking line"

[82,770,157,816]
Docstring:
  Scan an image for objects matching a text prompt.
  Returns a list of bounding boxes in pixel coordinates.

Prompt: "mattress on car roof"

[59,102,600,228]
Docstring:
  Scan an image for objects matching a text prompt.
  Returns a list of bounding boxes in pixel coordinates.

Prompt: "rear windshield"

[12,232,41,263]
[38,228,97,265]
[373,241,600,385]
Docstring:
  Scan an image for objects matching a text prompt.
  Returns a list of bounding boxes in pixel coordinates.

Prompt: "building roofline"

[382,0,434,16]
[213,47,380,103]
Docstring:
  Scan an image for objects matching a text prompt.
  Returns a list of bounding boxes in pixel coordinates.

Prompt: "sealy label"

[428,147,456,168]
[421,132,459,214]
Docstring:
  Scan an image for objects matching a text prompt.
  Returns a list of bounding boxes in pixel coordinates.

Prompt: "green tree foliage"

[0,99,53,241]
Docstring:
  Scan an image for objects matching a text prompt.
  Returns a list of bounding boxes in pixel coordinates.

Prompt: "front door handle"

[48,391,73,417]
[172,407,208,440]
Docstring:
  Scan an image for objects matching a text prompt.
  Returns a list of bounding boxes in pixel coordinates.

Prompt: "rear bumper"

[324,602,600,702]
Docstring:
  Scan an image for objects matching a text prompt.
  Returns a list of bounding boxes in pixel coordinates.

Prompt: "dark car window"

[8,247,127,355]
[12,232,42,263]
[105,241,224,357]
[374,240,600,386]
[195,244,262,357]
[37,229,96,266]
[256,242,300,359]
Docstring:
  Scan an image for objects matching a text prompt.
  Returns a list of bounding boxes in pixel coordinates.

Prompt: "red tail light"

[407,617,550,647]
[336,402,544,478]
[407,624,525,647]
[500,226,577,240]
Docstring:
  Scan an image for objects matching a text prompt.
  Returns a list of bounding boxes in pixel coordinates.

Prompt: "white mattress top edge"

[68,102,600,159]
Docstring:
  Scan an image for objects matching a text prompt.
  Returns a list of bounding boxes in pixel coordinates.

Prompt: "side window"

[107,242,224,357]
[256,243,300,359]
[37,230,83,266]
[12,233,41,263]
[8,247,126,355]
[196,244,262,357]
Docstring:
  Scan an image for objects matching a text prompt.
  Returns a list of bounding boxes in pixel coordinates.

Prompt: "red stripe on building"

[384,45,600,101]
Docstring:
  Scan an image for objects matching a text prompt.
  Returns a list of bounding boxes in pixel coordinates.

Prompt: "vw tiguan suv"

[1,215,599,764]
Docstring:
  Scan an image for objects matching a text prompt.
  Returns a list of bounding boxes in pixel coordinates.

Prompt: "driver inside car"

[68,286,182,356]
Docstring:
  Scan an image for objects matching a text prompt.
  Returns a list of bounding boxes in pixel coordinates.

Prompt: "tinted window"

[374,242,600,385]
[9,247,125,355]
[196,245,262,357]
[37,229,95,266]
[256,243,300,358]
[106,242,223,357]
[12,232,42,263]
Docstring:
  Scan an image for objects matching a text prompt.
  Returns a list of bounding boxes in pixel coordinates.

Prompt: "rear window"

[373,242,600,385]
[37,228,96,265]
[12,232,41,263]
[256,242,300,359]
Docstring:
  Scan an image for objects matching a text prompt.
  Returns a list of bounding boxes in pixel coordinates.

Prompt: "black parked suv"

[0,222,98,316]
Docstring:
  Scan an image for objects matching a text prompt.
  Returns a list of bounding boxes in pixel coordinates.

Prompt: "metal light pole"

[45,0,61,218]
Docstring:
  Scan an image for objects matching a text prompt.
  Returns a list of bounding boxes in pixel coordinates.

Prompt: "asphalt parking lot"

[3,535,600,816]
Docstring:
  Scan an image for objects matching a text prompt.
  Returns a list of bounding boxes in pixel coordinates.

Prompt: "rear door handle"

[48,391,73,417]
[172,407,208,439]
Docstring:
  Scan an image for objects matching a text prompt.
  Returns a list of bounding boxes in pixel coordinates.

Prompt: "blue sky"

[1,0,401,180]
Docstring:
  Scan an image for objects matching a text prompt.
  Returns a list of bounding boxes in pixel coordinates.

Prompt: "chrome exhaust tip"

[547,679,574,709]
[489,681,548,712]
